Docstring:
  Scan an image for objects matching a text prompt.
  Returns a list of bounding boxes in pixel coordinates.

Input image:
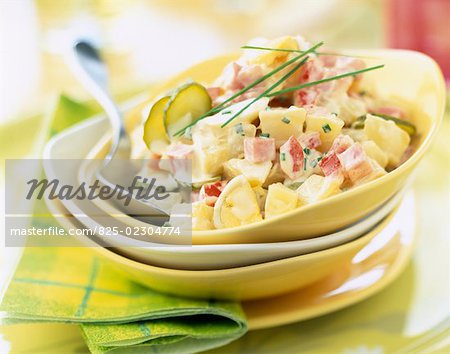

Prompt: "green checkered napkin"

[0,94,247,353]
[1,247,247,354]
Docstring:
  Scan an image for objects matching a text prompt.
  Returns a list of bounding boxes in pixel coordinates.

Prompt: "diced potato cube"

[192,121,229,176]
[305,114,344,152]
[353,158,387,186]
[223,158,272,186]
[265,183,299,219]
[192,201,214,230]
[259,106,306,147]
[297,174,342,205]
[193,146,228,177]
[263,160,286,188]
[341,128,367,143]
[228,122,257,158]
[361,140,388,168]
[363,114,410,166]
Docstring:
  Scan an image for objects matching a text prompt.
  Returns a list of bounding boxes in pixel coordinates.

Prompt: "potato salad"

[139,35,417,231]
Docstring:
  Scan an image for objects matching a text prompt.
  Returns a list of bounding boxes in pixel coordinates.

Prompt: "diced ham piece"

[229,62,243,90]
[300,60,324,82]
[299,131,321,150]
[191,191,200,203]
[164,143,193,176]
[319,152,341,177]
[294,89,319,106]
[279,136,304,179]
[337,143,373,183]
[165,143,194,159]
[244,137,276,163]
[237,64,263,87]
[228,62,264,92]
[292,60,325,106]
[330,134,354,154]
[320,55,338,68]
[207,87,222,103]
[319,134,354,176]
[147,152,161,171]
[199,181,227,207]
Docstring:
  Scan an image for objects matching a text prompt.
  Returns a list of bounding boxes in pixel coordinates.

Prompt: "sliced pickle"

[164,82,212,137]
[143,96,171,153]
[351,113,416,136]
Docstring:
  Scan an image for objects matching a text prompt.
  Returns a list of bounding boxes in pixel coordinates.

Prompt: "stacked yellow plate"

[43,48,445,327]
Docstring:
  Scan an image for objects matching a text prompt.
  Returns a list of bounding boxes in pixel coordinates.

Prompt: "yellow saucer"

[244,192,416,329]
[44,189,415,311]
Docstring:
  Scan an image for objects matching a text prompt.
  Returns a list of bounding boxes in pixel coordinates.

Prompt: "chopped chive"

[221,55,310,128]
[311,160,318,168]
[235,123,244,134]
[260,133,270,138]
[266,64,385,97]
[174,41,324,136]
[303,147,310,155]
[183,126,192,139]
[322,124,332,133]
[280,153,286,161]
[282,117,291,124]
[222,110,232,114]
[241,45,375,59]
[265,107,271,111]
[303,157,307,170]
[317,156,323,162]
[287,182,303,190]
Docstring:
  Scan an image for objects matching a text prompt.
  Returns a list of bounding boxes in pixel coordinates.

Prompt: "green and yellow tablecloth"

[0,94,449,353]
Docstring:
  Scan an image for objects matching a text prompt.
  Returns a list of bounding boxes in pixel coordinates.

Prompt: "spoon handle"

[70,40,126,161]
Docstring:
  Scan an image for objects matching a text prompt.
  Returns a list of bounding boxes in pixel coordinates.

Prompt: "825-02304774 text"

[9,225,182,237]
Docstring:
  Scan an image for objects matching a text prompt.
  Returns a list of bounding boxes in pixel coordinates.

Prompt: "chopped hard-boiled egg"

[265,183,298,219]
[253,185,268,210]
[223,158,272,186]
[246,36,300,66]
[213,175,262,228]
[297,174,342,205]
[263,160,286,187]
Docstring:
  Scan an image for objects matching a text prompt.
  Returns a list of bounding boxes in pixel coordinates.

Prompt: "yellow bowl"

[47,194,407,301]
[92,49,445,244]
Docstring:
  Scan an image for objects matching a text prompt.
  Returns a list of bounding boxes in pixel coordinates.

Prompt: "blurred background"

[0,2,448,352]
[1,0,449,126]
